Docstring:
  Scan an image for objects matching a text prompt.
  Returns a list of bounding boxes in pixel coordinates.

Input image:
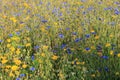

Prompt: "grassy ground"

[0,0,120,80]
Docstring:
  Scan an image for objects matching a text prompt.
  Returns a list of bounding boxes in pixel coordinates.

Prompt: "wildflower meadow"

[0,0,120,80]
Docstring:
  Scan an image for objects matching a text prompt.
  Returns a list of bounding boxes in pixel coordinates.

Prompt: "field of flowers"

[0,0,120,80]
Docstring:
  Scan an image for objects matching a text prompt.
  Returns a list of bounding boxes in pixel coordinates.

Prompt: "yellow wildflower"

[22,64,27,68]
[95,36,99,39]
[5,69,9,72]
[15,71,20,76]
[51,55,59,60]
[11,65,19,71]
[91,74,95,77]
[10,17,17,23]
[115,72,119,75]
[117,54,120,57]
[41,53,45,57]
[110,50,114,55]
[6,65,11,69]
[13,59,21,65]
[9,71,14,77]
[109,34,113,38]
[7,44,11,48]
[43,45,48,50]
[1,59,8,64]
[105,43,111,47]
[16,49,21,55]
[10,46,15,52]
[25,43,31,47]
[7,39,11,43]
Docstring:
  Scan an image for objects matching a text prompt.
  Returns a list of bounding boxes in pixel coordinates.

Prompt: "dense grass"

[0,0,120,80]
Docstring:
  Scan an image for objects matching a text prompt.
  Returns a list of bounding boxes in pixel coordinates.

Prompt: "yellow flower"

[11,65,19,71]
[1,59,8,64]
[110,50,114,55]
[16,49,21,55]
[5,69,9,72]
[91,74,95,77]
[7,39,11,43]
[91,46,95,49]
[25,43,31,47]
[90,30,95,33]
[117,53,120,57]
[43,45,48,50]
[95,36,99,39]
[10,46,15,52]
[105,43,111,47]
[9,71,14,77]
[6,65,11,69]
[15,71,20,76]
[7,44,11,48]
[76,62,80,65]
[51,55,59,60]
[115,72,119,75]
[22,64,27,68]
[11,37,20,41]
[109,34,113,38]
[41,53,45,57]
[23,3,29,8]
[13,59,21,65]
[10,17,17,23]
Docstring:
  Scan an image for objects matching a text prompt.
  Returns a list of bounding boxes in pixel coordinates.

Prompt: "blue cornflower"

[104,67,109,72]
[20,74,25,77]
[114,8,120,15]
[41,20,47,23]
[72,32,77,35]
[46,26,51,29]
[16,78,20,80]
[85,34,90,38]
[66,28,70,30]
[0,40,2,42]
[30,67,35,71]
[31,55,34,60]
[9,34,13,37]
[61,44,66,49]
[96,45,102,50]
[75,38,81,42]
[67,48,72,54]
[16,32,20,35]
[85,47,90,51]
[102,56,109,59]
[34,45,39,50]
[59,34,64,38]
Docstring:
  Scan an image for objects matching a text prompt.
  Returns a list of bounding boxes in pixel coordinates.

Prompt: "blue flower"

[30,67,35,71]
[85,47,90,51]
[16,78,20,80]
[85,34,90,38]
[72,32,77,35]
[41,20,47,23]
[66,28,70,30]
[20,74,25,77]
[31,55,34,60]
[61,44,66,49]
[9,34,13,37]
[59,34,64,38]
[34,45,39,50]
[67,48,72,54]
[104,67,109,72]
[102,56,109,59]
[75,38,81,42]
[0,40,2,42]
[16,32,20,35]
[46,26,51,29]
